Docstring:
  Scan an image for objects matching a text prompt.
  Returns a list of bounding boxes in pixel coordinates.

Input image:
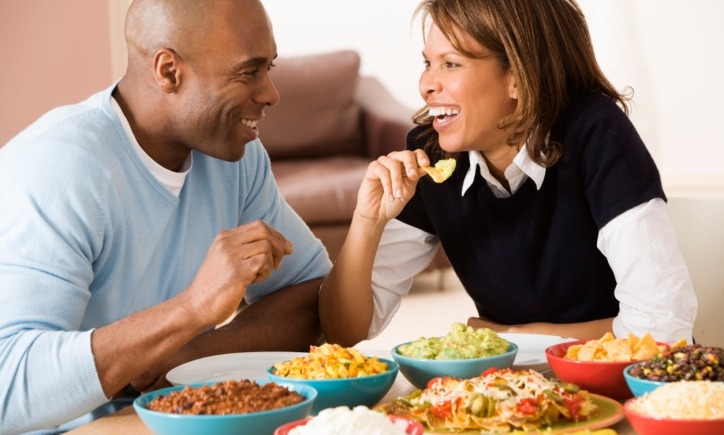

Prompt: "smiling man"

[0,1,331,433]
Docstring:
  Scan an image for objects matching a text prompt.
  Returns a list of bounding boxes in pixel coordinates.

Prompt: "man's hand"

[127,220,292,393]
[181,220,293,329]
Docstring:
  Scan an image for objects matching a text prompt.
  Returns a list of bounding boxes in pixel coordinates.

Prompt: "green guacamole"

[397,322,509,360]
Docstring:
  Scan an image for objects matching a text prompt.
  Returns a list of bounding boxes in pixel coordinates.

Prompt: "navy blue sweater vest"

[397,93,665,325]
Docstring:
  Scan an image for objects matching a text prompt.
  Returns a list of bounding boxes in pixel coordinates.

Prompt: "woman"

[319,0,697,346]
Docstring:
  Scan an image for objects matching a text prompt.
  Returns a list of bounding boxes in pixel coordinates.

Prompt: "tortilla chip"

[631,332,659,360]
[565,331,666,362]
[576,346,599,362]
[598,332,615,343]
[602,340,633,361]
[670,338,688,348]
[422,158,456,183]
[565,345,581,360]
[627,333,640,351]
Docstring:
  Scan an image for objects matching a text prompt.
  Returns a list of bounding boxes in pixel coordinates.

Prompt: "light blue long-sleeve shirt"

[0,85,331,434]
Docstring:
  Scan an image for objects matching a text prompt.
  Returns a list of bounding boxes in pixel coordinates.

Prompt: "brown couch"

[260,50,449,271]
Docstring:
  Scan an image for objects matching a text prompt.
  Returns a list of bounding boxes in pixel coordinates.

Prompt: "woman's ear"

[507,72,518,100]
[153,48,182,93]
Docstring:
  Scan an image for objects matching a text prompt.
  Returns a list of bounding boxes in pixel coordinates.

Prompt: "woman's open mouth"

[428,106,460,126]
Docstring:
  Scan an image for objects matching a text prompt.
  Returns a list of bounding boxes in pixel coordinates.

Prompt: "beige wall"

[5,1,724,195]
[0,0,115,145]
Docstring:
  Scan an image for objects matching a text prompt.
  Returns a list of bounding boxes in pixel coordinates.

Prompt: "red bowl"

[274,415,424,435]
[624,397,724,435]
[545,341,661,400]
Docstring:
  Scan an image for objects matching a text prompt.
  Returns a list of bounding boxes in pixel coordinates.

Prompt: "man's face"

[173,3,280,163]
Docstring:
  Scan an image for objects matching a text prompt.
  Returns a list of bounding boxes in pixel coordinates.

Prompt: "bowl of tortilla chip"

[545,332,673,400]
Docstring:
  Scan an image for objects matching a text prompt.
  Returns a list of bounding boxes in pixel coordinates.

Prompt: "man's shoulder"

[3,89,125,170]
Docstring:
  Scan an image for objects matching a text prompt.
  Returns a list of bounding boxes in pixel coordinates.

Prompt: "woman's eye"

[445,62,460,68]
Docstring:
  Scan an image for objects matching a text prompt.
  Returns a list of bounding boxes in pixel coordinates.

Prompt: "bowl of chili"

[133,379,317,435]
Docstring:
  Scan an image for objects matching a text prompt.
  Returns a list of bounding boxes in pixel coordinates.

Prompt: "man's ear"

[153,48,182,93]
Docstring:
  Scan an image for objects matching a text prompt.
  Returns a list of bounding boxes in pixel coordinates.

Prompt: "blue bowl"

[134,380,316,435]
[267,358,398,414]
[392,342,518,389]
[624,363,666,397]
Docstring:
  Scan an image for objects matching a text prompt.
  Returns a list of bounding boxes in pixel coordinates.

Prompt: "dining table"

[67,369,638,435]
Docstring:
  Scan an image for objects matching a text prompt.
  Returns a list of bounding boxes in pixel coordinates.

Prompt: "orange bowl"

[624,397,724,435]
[545,341,658,400]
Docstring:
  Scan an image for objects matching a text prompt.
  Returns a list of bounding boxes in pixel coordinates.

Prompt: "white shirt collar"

[110,97,192,198]
[461,145,546,197]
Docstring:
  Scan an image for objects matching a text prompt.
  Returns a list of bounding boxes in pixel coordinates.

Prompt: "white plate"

[166,351,307,386]
[499,333,577,372]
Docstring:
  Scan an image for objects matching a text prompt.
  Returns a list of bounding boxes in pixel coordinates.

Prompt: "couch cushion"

[260,50,364,159]
[272,156,370,225]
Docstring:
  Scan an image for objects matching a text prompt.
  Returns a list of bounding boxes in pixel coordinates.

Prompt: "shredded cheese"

[629,381,724,419]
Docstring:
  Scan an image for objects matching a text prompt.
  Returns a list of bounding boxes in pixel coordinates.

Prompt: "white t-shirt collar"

[110,97,192,198]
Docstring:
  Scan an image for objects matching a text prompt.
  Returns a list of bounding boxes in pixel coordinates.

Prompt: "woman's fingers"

[374,150,431,201]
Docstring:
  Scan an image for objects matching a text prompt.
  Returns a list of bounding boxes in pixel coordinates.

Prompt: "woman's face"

[419,23,518,154]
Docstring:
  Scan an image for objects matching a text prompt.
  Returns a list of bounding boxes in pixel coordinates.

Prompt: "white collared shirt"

[368,148,697,343]
[462,146,545,197]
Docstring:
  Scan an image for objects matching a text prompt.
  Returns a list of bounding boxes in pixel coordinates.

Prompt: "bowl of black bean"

[624,344,724,397]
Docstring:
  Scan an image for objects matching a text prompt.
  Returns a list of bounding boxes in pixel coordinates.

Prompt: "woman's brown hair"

[412,0,630,167]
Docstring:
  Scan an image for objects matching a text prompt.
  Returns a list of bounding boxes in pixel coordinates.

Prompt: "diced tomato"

[480,367,499,378]
[426,377,443,389]
[562,394,584,419]
[430,400,453,419]
[516,398,539,415]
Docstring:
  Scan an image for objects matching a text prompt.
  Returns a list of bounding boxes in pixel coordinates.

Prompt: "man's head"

[119,0,279,170]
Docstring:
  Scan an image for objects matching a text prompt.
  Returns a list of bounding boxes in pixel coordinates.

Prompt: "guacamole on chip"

[398,322,509,360]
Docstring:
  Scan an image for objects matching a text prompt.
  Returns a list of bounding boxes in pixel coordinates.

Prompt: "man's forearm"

[93,292,211,397]
[226,278,324,349]
[195,278,325,355]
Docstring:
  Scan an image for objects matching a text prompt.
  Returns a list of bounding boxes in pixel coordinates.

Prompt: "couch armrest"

[355,75,415,158]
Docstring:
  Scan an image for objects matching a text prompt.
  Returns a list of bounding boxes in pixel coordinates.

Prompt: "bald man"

[0,1,331,433]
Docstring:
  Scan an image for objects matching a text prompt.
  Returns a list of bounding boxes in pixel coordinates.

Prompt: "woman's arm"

[598,198,697,343]
[319,213,387,346]
[319,150,431,346]
[467,316,614,341]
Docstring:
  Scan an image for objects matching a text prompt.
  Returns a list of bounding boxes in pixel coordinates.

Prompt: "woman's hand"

[355,149,430,223]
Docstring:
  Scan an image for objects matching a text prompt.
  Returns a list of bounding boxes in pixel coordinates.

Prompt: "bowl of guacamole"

[392,323,518,389]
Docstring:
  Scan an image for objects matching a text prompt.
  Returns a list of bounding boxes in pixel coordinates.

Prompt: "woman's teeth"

[428,107,460,117]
